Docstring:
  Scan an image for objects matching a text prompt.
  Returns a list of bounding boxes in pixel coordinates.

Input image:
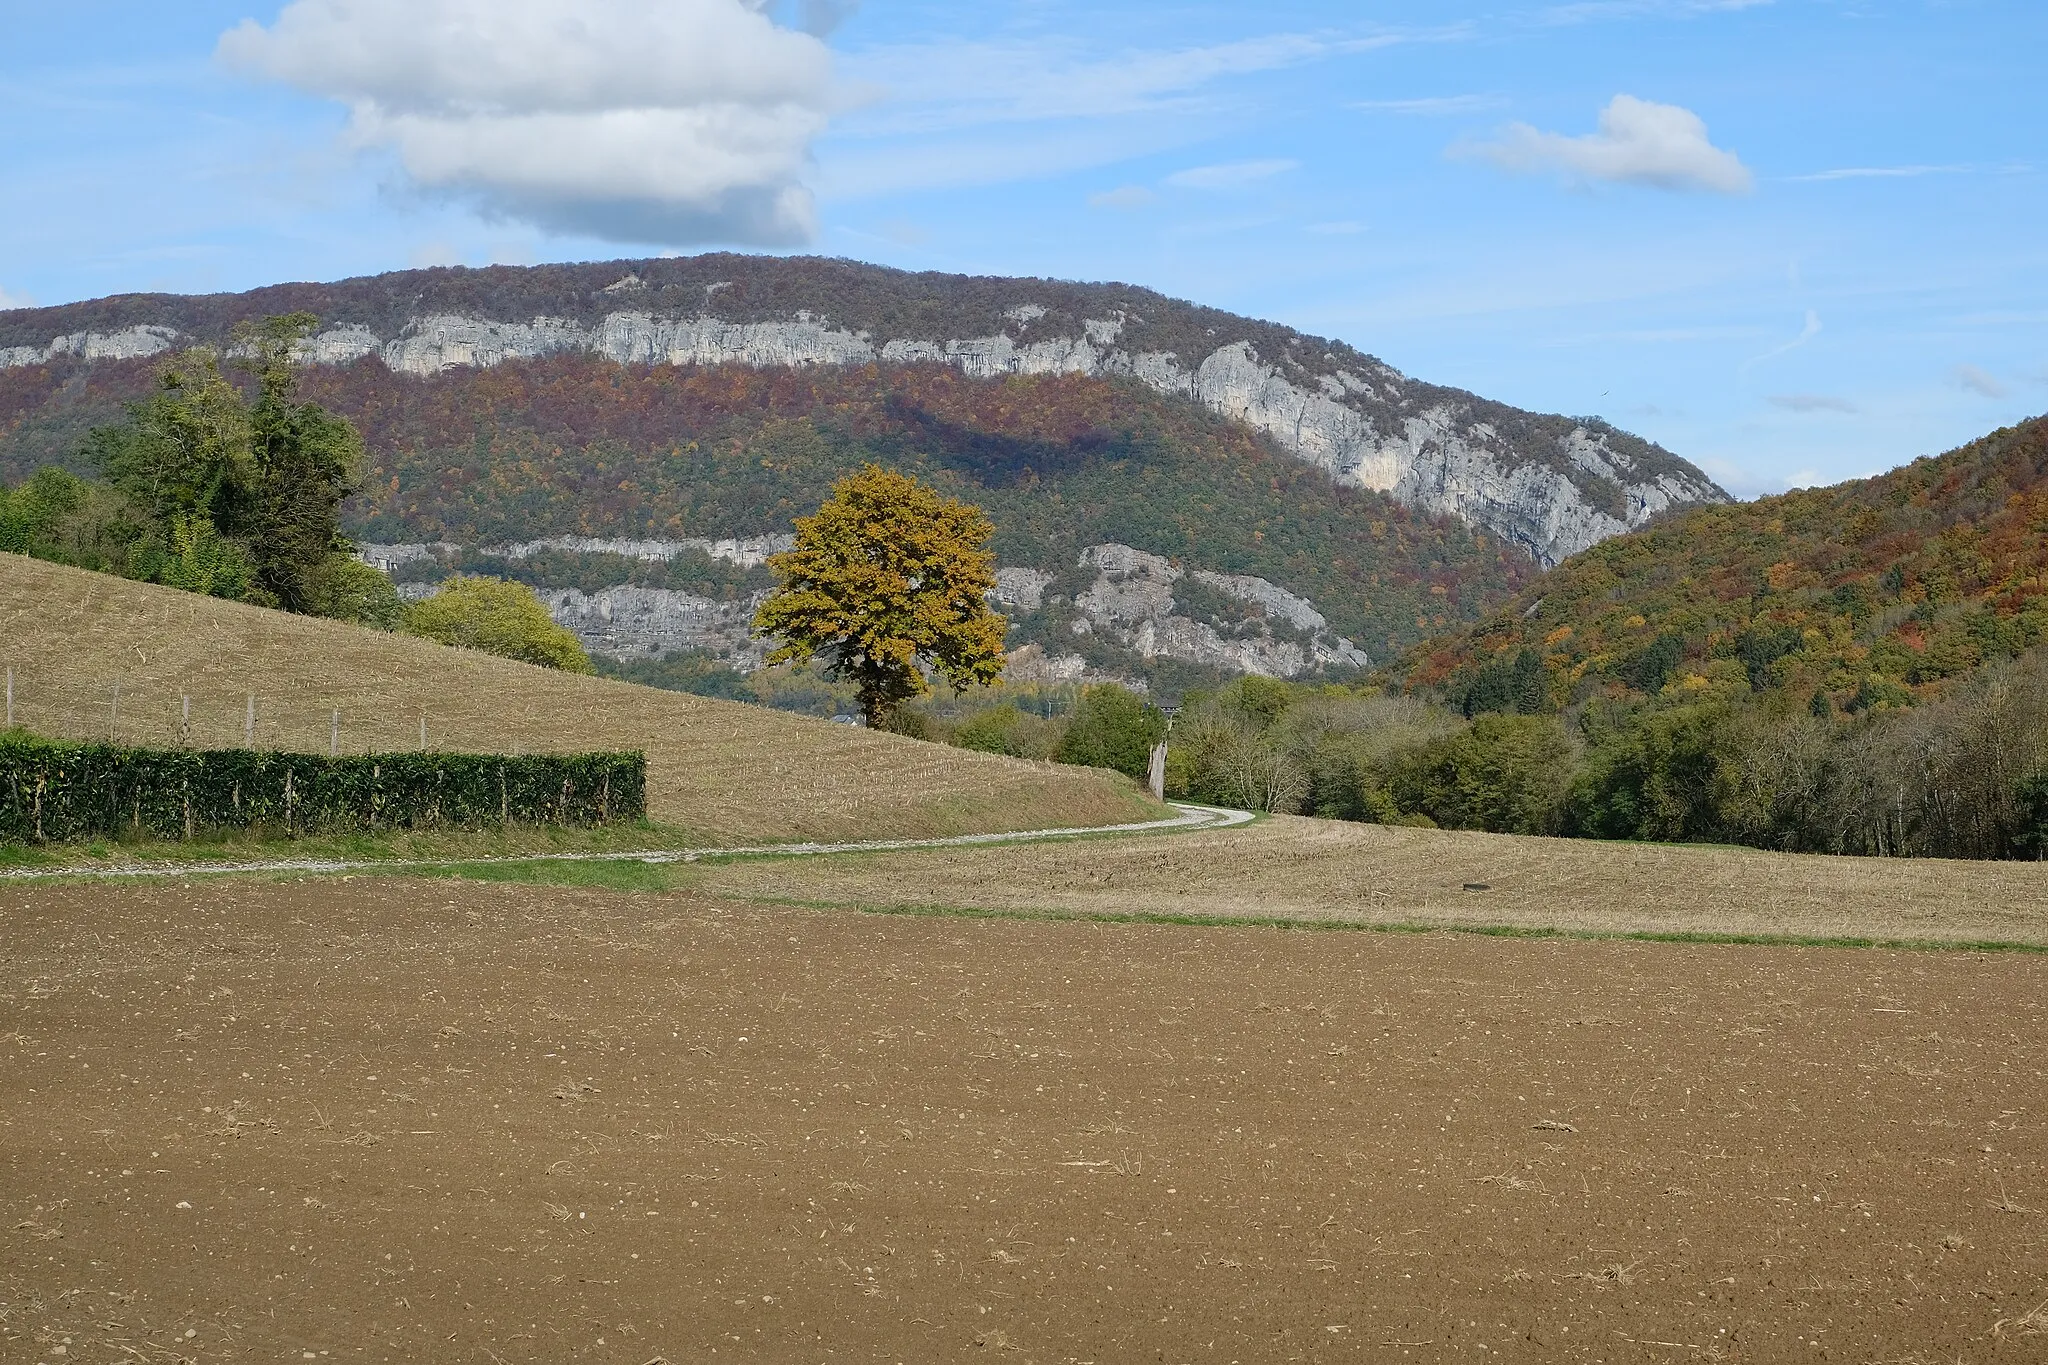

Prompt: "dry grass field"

[686,813,2048,947]
[0,554,1158,842]
[3,875,2045,1363]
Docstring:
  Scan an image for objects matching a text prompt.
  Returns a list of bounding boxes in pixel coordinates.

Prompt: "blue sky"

[2,1,2043,497]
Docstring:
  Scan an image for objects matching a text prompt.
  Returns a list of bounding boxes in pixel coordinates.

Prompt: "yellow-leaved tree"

[753,466,1007,728]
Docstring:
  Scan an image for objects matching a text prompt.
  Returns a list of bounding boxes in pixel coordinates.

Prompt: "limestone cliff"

[0,255,1726,566]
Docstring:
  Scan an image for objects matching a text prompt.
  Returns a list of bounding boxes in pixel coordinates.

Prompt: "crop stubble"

[0,554,1156,842]
[3,875,2046,1363]
[690,814,2048,948]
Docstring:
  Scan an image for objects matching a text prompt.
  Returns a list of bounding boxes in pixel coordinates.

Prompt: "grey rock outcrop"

[495,533,793,569]
[536,585,770,663]
[991,568,1055,614]
[0,324,179,368]
[1065,543,1368,679]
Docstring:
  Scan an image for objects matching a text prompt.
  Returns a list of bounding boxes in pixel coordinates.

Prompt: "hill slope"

[0,254,1726,570]
[0,554,1158,842]
[1402,416,2048,714]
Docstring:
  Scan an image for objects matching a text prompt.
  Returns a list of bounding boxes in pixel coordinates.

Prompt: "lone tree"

[754,466,1007,728]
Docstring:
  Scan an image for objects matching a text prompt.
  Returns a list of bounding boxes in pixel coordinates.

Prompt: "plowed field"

[4,876,2046,1363]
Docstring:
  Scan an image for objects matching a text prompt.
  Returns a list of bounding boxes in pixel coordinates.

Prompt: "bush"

[1054,684,1166,780]
[310,554,404,630]
[0,732,643,842]
[953,706,1025,755]
[403,576,594,672]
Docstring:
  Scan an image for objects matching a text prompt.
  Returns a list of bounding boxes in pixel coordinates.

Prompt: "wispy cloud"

[1742,309,1821,369]
[1786,163,1983,183]
[838,29,1428,135]
[1164,158,1299,191]
[0,283,35,311]
[1953,364,2010,399]
[1454,94,1754,193]
[1306,220,1367,235]
[1088,184,1157,211]
[820,25,1454,197]
[1769,393,1856,414]
[1351,94,1504,116]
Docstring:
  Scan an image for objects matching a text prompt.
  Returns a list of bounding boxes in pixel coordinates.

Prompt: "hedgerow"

[0,731,643,842]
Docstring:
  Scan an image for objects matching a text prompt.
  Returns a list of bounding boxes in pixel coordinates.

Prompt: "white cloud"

[1306,220,1367,235]
[219,0,836,246]
[1953,364,2010,399]
[1088,184,1158,211]
[1455,94,1754,194]
[0,284,35,311]
[1164,158,1299,191]
[1768,393,1856,414]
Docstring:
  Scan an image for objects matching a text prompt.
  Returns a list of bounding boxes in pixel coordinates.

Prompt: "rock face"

[371,533,1363,685]
[0,324,178,368]
[536,585,769,664]
[1064,544,1369,680]
[0,255,1727,566]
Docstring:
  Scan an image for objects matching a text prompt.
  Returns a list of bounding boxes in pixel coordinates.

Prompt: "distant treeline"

[1154,656,2048,861]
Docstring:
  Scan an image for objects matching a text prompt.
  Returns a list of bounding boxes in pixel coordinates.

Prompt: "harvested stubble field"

[4,873,2046,1364]
[687,814,2048,948]
[0,555,1156,842]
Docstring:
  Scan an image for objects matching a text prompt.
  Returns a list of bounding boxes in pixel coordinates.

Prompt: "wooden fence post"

[244,693,255,747]
[179,695,190,747]
[331,710,340,757]
[111,680,120,740]
[5,666,12,728]
[420,715,427,751]
[1147,742,1168,802]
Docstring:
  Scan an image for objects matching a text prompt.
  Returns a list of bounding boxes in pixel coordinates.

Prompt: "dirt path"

[4,876,2045,1363]
[0,803,1252,884]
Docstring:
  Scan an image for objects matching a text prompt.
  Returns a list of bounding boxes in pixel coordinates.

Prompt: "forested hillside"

[1,351,1528,657]
[1405,416,2048,715]
[1158,415,2048,860]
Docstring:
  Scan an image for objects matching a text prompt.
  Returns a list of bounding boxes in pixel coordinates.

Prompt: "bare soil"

[5,875,2046,1363]
[0,554,1156,842]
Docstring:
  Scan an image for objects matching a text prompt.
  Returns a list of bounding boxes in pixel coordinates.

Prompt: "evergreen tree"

[234,314,365,612]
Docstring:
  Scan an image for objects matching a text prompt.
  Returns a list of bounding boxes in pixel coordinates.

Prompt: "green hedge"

[0,731,644,842]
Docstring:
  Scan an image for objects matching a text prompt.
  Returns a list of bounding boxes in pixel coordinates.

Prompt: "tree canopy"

[753,465,1007,726]
[6,313,377,625]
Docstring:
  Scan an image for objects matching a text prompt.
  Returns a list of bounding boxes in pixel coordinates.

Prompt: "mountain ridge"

[0,254,1728,567]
